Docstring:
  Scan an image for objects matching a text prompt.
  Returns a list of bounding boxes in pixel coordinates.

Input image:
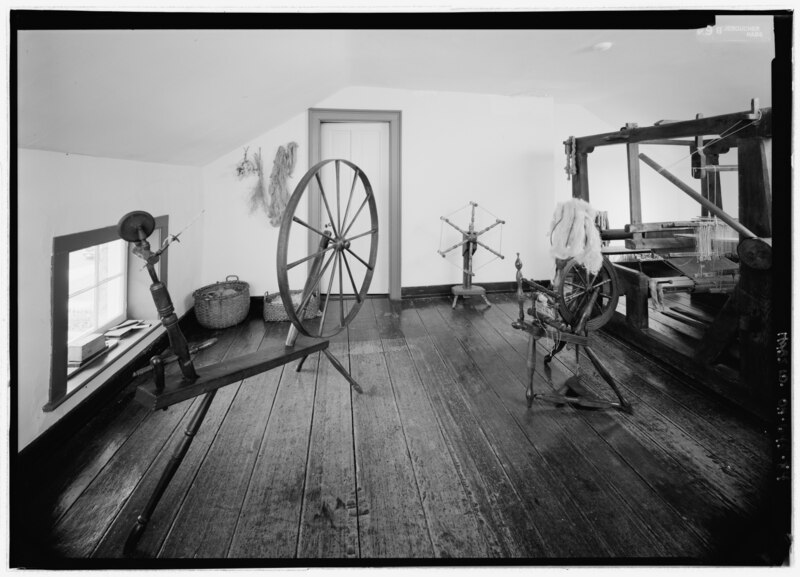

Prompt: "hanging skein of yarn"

[548,198,603,274]
[265,142,299,227]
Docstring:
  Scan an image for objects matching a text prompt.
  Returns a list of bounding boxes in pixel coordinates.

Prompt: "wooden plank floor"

[22,295,779,566]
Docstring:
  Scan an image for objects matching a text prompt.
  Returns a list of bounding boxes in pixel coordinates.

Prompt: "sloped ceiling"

[17,16,775,166]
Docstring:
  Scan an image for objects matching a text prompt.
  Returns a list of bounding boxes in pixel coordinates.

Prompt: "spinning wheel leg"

[323,349,363,394]
[293,350,363,394]
[544,341,567,364]
[584,346,632,413]
[124,390,216,556]
[452,295,459,309]
[525,332,537,407]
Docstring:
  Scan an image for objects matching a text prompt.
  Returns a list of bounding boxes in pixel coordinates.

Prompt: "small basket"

[193,275,250,329]
[263,290,320,322]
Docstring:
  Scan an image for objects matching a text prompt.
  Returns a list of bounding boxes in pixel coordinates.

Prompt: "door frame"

[308,108,402,301]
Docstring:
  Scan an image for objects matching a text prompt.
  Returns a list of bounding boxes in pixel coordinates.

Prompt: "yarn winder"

[438,201,505,308]
[117,158,378,554]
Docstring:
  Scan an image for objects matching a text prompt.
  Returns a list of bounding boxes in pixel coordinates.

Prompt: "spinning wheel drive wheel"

[277,159,379,339]
[556,257,619,331]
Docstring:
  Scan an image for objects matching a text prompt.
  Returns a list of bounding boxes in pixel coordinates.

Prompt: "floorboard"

[296,341,358,559]
[226,345,317,557]
[434,297,669,558]
[92,320,262,558]
[370,298,495,558]
[416,297,615,558]
[491,294,772,560]
[347,299,435,558]
[157,320,277,558]
[399,302,541,557]
[26,294,781,566]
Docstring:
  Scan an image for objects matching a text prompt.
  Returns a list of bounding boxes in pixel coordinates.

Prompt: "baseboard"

[17,309,197,469]
[255,283,546,301]
[402,281,536,299]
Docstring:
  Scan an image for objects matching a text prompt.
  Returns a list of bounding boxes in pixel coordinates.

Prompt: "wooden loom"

[564,99,773,414]
[117,159,379,556]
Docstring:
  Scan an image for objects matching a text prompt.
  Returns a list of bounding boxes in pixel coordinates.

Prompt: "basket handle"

[226,275,239,282]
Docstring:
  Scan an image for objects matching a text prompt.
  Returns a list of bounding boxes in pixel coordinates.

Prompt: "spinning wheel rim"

[556,257,619,331]
[277,159,378,339]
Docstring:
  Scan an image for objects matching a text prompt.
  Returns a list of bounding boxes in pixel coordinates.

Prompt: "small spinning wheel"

[276,159,379,339]
[556,257,619,332]
[512,254,631,413]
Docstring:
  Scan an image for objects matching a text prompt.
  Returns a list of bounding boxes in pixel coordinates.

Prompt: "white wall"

[201,113,308,301]
[553,103,742,232]
[17,149,204,450]
[201,86,557,294]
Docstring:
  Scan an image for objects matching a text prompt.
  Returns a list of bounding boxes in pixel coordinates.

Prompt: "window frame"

[47,215,169,411]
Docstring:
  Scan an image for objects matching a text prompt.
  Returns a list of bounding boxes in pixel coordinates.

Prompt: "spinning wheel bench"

[512,254,632,413]
[117,159,378,555]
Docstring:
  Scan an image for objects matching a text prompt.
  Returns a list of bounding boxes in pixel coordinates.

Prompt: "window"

[67,239,128,343]
[47,216,169,410]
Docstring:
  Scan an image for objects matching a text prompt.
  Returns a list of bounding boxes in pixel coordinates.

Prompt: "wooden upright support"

[625,123,642,224]
[572,152,590,201]
[737,137,773,406]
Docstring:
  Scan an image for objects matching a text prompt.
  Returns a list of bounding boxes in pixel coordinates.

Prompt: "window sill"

[43,321,163,412]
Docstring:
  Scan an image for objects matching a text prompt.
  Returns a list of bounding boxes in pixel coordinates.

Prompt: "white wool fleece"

[548,198,603,274]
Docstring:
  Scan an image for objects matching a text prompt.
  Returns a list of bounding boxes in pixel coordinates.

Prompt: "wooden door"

[320,122,390,294]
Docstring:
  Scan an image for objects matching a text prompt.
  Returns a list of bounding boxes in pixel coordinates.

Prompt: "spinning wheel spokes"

[557,257,619,331]
[277,158,378,339]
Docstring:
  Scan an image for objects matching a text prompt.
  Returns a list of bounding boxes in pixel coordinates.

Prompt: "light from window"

[67,239,128,342]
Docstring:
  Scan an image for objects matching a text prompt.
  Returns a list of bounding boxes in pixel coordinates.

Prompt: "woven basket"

[263,290,320,322]
[193,275,250,329]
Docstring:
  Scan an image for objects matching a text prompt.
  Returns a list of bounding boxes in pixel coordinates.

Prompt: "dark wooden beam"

[611,264,649,331]
[575,107,771,153]
[639,139,732,156]
[572,152,589,201]
[738,138,772,238]
[736,137,773,408]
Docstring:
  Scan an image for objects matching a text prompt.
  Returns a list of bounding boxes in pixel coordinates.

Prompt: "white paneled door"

[320,122,390,294]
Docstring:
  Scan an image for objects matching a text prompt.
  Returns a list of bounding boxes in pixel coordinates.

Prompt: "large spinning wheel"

[556,257,619,332]
[117,159,379,557]
[277,158,378,339]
